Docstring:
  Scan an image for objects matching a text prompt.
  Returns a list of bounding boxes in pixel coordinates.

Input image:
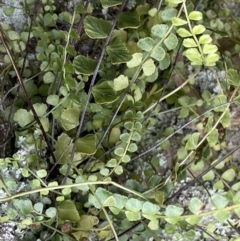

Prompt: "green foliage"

[1,0,240,240]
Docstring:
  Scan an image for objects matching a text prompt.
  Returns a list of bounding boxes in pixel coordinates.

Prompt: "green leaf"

[106,37,132,63]
[46,95,59,106]
[100,168,110,176]
[34,203,43,214]
[214,211,231,222]
[137,37,155,52]
[125,211,141,221]
[161,8,177,22]
[128,143,138,152]
[43,72,55,83]
[164,33,178,50]
[219,110,230,128]
[211,194,229,209]
[13,199,33,215]
[178,107,189,118]
[159,53,170,70]
[32,103,47,117]
[126,198,143,212]
[207,128,219,147]
[205,53,220,66]
[131,131,141,142]
[227,68,240,86]
[112,194,128,209]
[131,84,142,101]
[233,191,240,204]
[92,81,118,104]
[73,55,98,75]
[106,159,117,167]
[183,48,202,65]
[114,165,123,175]
[114,147,125,156]
[186,216,202,225]
[142,201,160,214]
[142,58,155,76]
[53,133,73,164]
[202,170,215,181]
[151,24,168,38]
[192,24,206,35]
[221,169,236,182]
[188,11,203,21]
[199,34,212,44]
[232,182,240,191]
[36,169,47,178]
[171,17,187,26]
[61,107,80,131]
[58,200,80,222]
[203,44,218,54]
[120,133,130,142]
[8,30,20,40]
[183,38,197,48]
[122,155,131,163]
[185,133,200,150]
[148,220,159,230]
[84,16,112,39]
[3,6,15,16]
[14,109,34,128]
[150,46,166,61]
[113,75,129,91]
[177,28,192,38]
[75,176,89,192]
[118,12,140,29]
[124,121,134,130]
[59,12,71,24]
[44,13,56,27]
[189,197,203,214]
[103,196,116,206]
[165,205,184,217]
[95,187,111,204]
[127,53,143,68]
[76,134,96,155]
[100,0,122,7]
[178,96,190,106]
[213,94,227,112]
[7,208,18,219]
[46,207,57,218]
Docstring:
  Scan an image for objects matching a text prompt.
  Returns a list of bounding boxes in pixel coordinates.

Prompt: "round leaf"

[113,75,129,91]
[73,55,98,75]
[84,16,112,39]
[189,197,203,214]
[183,38,198,48]
[118,12,140,29]
[221,169,236,182]
[61,107,80,131]
[188,11,203,21]
[151,24,168,38]
[106,37,132,64]
[177,28,192,38]
[142,58,155,76]
[211,194,229,209]
[36,169,47,178]
[14,109,34,128]
[164,33,178,50]
[165,205,184,217]
[127,53,143,68]
[75,134,96,155]
[137,37,155,52]
[192,24,206,35]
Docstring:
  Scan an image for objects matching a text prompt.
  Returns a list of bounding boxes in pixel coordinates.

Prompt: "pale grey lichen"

[0,0,27,32]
